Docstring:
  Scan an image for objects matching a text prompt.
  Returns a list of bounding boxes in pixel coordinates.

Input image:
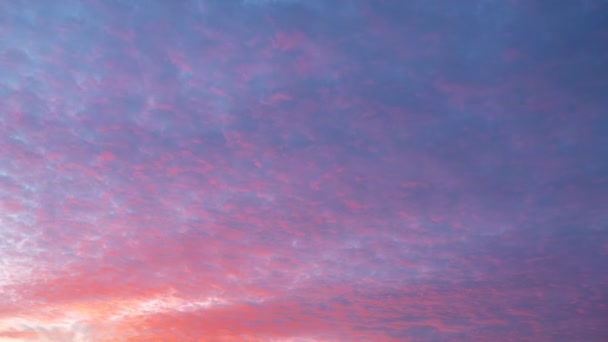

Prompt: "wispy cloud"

[0,0,607,340]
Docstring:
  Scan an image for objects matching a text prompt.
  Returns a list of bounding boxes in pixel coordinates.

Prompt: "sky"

[0,0,607,341]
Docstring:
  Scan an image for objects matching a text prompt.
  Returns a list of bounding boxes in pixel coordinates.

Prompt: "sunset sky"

[1,0,607,341]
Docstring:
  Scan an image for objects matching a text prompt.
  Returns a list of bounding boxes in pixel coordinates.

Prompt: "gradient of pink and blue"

[1,0,607,341]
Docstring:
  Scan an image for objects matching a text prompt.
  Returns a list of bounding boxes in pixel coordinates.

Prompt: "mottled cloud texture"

[1,1,607,341]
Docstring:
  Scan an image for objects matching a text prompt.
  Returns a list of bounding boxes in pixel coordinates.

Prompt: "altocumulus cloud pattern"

[1,0,607,341]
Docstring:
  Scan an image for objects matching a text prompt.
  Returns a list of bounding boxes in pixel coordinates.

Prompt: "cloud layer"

[1,0,607,341]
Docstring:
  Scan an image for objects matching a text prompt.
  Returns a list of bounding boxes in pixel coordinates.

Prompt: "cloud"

[0,318,92,342]
[0,0,606,340]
